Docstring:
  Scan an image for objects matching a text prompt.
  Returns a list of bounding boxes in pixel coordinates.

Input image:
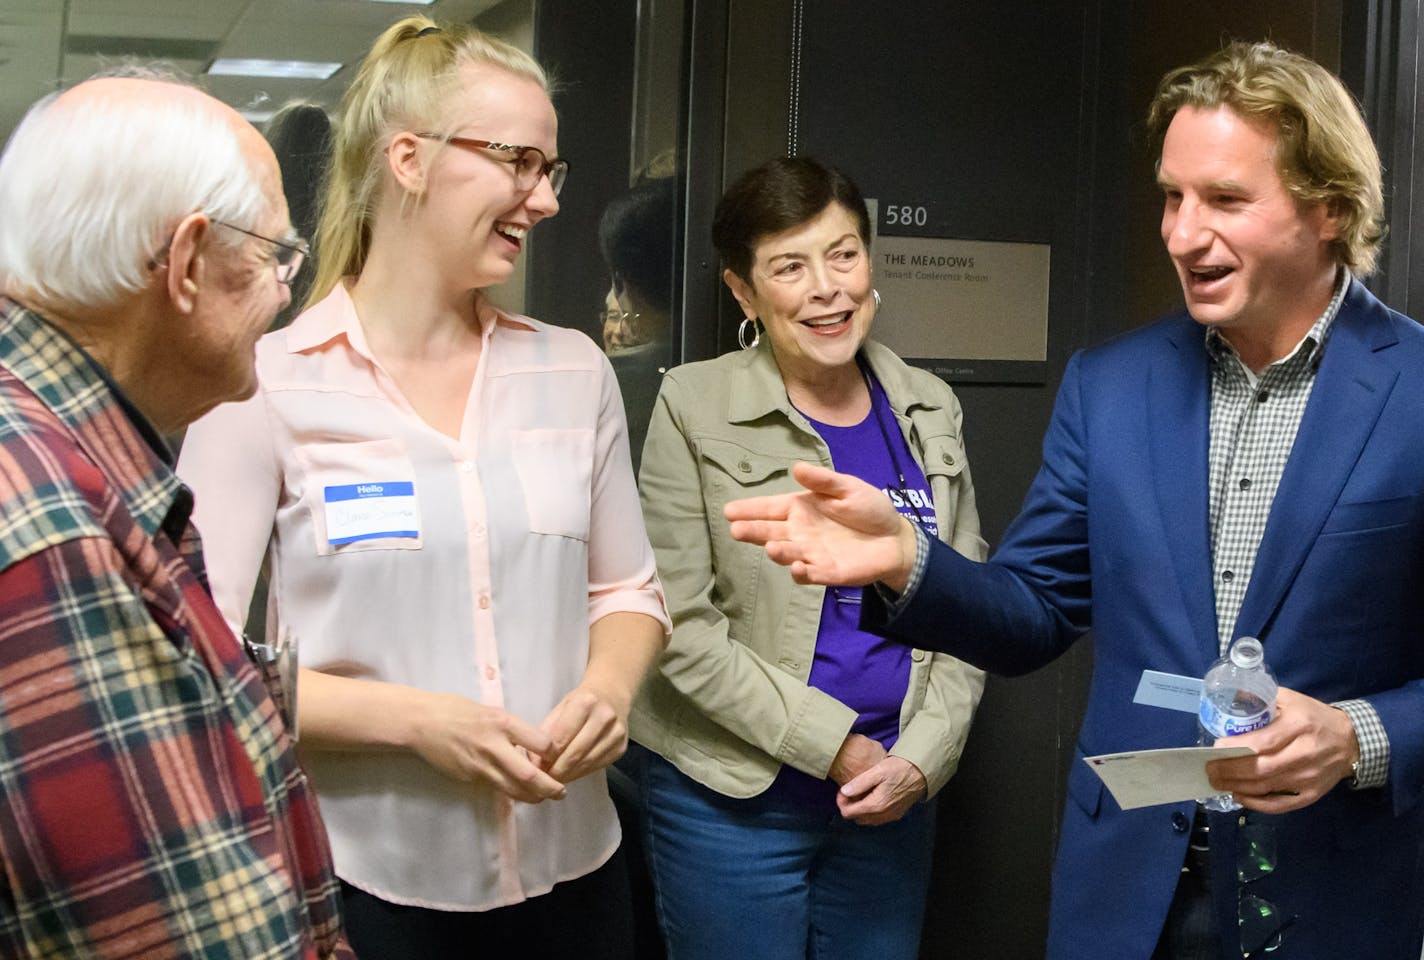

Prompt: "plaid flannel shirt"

[0,298,350,959]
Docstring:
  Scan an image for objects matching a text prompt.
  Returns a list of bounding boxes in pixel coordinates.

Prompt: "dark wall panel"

[529,2,639,343]
[1116,0,1345,334]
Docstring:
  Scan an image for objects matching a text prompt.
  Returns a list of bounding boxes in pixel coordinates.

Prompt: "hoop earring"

[872,288,882,310]
[738,316,761,350]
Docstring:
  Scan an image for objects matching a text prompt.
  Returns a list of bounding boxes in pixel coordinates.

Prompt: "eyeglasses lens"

[1238,894,1286,955]
[547,159,568,196]
[1236,821,1276,883]
[1236,819,1288,957]
[514,149,541,190]
[275,247,306,285]
[517,147,567,197]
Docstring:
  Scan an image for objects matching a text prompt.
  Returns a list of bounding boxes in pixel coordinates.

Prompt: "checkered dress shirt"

[0,298,350,958]
[1205,271,1387,788]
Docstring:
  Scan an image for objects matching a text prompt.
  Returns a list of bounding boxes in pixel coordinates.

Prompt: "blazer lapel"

[1234,283,1400,641]
[1148,317,1219,667]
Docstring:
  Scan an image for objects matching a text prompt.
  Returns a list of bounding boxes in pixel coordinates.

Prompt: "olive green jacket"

[631,339,987,799]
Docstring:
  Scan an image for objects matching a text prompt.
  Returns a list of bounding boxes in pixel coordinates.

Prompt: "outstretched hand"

[725,462,917,592]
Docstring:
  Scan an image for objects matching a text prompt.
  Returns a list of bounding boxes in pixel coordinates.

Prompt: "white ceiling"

[0,0,505,143]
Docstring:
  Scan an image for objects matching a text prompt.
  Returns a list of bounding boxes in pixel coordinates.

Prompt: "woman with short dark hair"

[630,156,987,960]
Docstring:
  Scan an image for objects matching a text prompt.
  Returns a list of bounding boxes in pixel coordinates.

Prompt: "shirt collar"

[0,296,187,541]
[1204,266,1350,376]
[284,281,534,359]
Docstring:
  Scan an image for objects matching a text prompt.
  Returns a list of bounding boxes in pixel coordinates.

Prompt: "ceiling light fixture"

[208,59,342,80]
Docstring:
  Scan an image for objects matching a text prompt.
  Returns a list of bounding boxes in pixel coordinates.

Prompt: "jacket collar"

[1235,278,1400,641]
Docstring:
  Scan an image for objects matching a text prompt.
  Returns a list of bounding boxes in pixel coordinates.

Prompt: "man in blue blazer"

[726,41,1424,959]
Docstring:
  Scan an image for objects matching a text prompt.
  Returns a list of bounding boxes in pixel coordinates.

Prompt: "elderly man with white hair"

[0,73,350,958]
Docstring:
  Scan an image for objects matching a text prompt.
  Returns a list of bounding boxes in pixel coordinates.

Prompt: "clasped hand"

[829,733,927,826]
[537,682,631,785]
[412,684,629,804]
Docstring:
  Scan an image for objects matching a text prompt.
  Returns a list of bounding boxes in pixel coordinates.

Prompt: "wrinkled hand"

[828,733,887,786]
[538,684,630,784]
[837,755,928,826]
[411,692,565,803]
[725,462,917,592]
[1205,687,1360,814]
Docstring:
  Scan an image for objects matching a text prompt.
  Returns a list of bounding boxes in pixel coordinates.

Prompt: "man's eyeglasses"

[147,219,309,285]
[416,133,569,196]
[211,220,308,285]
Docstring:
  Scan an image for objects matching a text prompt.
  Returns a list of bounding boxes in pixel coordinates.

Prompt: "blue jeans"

[640,751,935,960]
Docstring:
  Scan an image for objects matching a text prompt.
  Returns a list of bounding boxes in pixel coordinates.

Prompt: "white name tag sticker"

[1133,670,1203,715]
[323,481,419,545]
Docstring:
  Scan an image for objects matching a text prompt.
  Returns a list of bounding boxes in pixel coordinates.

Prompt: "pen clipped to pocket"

[244,627,299,740]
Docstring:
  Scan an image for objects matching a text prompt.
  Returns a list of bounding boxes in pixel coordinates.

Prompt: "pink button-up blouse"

[178,284,668,910]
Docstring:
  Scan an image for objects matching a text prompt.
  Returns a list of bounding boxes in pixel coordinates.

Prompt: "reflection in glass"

[599,171,677,463]
[516,0,684,473]
[264,101,333,329]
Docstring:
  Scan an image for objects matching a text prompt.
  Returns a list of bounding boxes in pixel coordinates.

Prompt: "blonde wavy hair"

[306,15,548,307]
[1147,40,1385,276]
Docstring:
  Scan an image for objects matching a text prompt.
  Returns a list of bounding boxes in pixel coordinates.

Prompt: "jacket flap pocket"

[699,438,791,486]
[1067,746,1104,817]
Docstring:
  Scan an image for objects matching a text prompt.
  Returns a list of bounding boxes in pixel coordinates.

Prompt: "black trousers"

[1151,808,1222,960]
[340,845,634,960]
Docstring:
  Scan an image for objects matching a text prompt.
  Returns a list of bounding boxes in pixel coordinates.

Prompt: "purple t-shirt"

[765,374,939,808]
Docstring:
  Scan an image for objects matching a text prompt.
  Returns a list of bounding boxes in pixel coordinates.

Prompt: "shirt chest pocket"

[295,438,423,556]
[512,428,595,541]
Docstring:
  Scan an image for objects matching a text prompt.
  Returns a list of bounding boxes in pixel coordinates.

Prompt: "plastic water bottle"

[1197,636,1276,812]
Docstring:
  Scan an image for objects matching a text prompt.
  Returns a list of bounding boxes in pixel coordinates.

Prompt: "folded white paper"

[1083,745,1256,811]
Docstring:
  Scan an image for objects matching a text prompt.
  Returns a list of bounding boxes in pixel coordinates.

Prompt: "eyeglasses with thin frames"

[598,308,640,326]
[415,132,569,196]
[211,220,308,285]
[147,218,309,286]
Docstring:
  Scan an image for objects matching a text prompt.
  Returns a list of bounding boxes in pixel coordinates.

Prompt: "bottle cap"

[1229,636,1264,670]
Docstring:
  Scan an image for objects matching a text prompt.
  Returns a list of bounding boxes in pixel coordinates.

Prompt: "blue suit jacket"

[869,280,1424,958]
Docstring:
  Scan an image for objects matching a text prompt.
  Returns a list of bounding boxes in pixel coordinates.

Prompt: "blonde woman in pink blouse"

[177,17,669,960]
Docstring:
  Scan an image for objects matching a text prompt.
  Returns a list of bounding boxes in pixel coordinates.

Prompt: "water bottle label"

[1198,698,1271,738]
[1220,711,1270,736]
